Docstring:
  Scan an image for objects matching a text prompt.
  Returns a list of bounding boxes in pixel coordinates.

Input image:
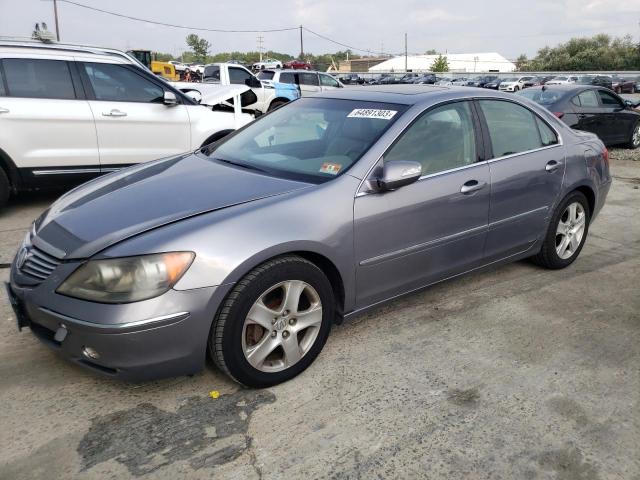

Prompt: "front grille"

[20,246,61,283]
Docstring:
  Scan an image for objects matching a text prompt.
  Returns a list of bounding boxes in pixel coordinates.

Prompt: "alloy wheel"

[633,124,640,148]
[555,202,586,260]
[242,280,322,372]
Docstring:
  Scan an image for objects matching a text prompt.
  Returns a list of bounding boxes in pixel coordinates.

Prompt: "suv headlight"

[57,252,195,304]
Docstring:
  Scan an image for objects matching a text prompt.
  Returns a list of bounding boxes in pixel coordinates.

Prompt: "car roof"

[524,85,604,93]
[0,39,135,64]
[314,84,514,105]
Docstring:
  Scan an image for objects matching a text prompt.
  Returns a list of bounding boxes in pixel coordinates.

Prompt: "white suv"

[498,76,535,92]
[0,41,252,207]
[256,69,344,96]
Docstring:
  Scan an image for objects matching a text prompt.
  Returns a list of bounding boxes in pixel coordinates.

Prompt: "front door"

[476,99,566,261]
[297,72,321,97]
[80,61,190,169]
[354,100,490,308]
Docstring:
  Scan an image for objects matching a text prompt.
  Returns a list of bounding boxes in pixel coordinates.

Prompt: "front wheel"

[626,122,640,149]
[209,255,334,387]
[532,192,590,269]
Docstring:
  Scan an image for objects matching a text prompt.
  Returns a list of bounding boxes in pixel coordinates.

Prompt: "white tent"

[369,53,516,73]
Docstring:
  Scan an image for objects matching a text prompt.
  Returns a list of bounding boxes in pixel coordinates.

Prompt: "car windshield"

[516,88,564,106]
[257,71,275,80]
[207,98,407,183]
[504,78,518,82]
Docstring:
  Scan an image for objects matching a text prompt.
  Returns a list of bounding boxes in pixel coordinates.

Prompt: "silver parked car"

[7,86,611,387]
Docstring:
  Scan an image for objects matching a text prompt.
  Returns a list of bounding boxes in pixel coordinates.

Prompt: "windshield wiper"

[212,157,269,174]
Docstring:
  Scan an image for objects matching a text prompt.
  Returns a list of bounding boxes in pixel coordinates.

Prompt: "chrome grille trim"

[20,245,62,283]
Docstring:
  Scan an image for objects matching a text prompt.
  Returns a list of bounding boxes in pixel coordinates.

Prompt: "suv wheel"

[209,255,334,387]
[627,122,640,149]
[532,191,590,269]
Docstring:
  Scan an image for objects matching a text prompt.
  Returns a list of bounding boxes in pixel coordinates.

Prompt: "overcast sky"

[1,0,639,60]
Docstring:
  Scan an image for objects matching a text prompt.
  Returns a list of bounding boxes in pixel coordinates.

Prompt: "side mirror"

[163,91,178,106]
[376,161,422,191]
[182,90,202,103]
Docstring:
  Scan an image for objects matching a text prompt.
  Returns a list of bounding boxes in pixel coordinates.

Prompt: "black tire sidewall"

[216,258,334,387]
[0,168,10,208]
[544,192,591,268]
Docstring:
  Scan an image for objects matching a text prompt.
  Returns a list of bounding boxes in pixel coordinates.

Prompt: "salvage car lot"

[0,150,638,478]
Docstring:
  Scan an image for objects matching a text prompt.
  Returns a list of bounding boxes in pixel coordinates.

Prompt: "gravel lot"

[0,150,639,479]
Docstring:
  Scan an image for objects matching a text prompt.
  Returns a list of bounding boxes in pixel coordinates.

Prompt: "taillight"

[603,148,609,165]
[553,112,565,119]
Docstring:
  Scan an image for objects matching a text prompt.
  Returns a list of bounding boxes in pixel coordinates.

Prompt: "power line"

[57,0,299,33]
[302,27,388,56]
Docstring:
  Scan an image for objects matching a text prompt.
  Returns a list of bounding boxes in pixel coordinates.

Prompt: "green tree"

[430,54,449,72]
[425,49,438,55]
[526,34,640,71]
[515,54,529,71]
[186,34,211,63]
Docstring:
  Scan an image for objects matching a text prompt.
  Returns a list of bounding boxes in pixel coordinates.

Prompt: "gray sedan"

[7,86,611,387]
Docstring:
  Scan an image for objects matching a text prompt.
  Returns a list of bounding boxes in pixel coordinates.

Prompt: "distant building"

[368,53,516,73]
[338,57,388,72]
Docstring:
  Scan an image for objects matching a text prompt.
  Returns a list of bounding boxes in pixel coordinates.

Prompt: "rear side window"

[2,58,75,99]
[278,72,295,84]
[535,117,558,146]
[575,90,599,107]
[83,63,164,103]
[479,100,545,157]
[203,65,220,82]
[299,73,319,86]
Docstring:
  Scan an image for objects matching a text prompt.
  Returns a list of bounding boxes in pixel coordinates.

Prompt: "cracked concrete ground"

[0,153,638,479]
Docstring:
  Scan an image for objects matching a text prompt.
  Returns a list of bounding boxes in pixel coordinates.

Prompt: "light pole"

[53,0,60,41]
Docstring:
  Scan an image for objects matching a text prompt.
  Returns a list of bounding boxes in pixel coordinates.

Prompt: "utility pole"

[257,35,264,61]
[404,33,408,72]
[299,25,304,59]
[53,0,60,41]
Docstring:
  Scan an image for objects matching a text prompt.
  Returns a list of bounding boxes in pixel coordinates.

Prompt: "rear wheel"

[0,167,10,209]
[209,255,334,387]
[532,191,590,269]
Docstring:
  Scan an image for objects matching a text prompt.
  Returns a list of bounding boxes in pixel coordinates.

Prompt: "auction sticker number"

[347,109,398,120]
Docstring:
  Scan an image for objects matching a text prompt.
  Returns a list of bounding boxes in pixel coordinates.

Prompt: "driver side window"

[83,63,164,103]
[598,90,622,108]
[229,67,252,85]
[384,101,477,176]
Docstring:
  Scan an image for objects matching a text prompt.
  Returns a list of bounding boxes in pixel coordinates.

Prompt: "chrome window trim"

[486,143,564,164]
[32,168,101,176]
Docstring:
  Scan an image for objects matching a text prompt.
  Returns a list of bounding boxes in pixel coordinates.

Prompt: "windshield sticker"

[347,109,397,120]
[319,163,342,175]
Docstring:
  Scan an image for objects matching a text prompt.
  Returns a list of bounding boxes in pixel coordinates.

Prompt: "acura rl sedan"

[7,86,611,387]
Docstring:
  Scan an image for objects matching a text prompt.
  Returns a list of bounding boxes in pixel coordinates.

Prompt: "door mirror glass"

[163,91,178,106]
[377,161,422,191]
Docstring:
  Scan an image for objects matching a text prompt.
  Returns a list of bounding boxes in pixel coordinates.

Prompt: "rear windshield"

[516,88,565,106]
[257,70,275,80]
[207,97,408,183]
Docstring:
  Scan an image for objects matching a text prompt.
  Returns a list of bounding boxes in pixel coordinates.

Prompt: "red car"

[283,59,312,70]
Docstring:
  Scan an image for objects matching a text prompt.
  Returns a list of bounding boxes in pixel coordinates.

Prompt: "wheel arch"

[267,97,290,111]
[0,147,21,193]
[573,185,596,216]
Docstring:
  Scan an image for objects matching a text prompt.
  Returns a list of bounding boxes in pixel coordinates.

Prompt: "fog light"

[82,346,100,360]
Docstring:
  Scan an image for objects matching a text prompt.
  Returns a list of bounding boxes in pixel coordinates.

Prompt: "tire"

[514,86,520,92]
[0,167,10,209]
[532,191,590,269]
[626,121,640,149]
[209,255,335,388]
[267,99,287,112]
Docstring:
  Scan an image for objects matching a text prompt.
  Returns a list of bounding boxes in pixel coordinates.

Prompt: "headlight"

[57,252,195,304]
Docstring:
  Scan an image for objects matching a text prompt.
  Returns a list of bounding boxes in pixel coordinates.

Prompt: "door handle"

[102,109,127,117]
[0,107,9,114]
[460,180,486,195]
[545,160,562,173]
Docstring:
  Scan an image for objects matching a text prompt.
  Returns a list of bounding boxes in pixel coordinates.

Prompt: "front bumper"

[7,266,230,381]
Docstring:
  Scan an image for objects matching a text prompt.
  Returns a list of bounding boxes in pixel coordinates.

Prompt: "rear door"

[297,72,321,96]
[0,56,99,186]
[476,99,565,261]
[79,61,190,169]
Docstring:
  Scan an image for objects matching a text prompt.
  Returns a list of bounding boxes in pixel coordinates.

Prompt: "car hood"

[33,153,312,259]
